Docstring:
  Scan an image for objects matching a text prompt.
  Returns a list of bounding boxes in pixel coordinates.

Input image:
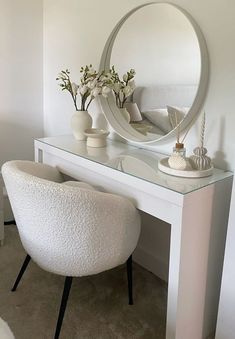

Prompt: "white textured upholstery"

[0,318,15,339]
[2,161,141,277]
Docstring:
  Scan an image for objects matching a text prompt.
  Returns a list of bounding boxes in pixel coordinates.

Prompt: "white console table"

[34,135,233,339]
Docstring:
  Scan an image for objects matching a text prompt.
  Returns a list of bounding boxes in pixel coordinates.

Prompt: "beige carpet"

[0,225,167,339]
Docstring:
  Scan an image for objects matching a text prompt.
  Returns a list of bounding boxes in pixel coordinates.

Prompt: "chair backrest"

[2,161,140,277]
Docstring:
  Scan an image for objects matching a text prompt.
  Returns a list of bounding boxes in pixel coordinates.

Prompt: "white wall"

[43,0,235,282]
[43,0,235,170]
[0,0,44,168]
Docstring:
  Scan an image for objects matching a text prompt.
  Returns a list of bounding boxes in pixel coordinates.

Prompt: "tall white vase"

[71,110,92,140]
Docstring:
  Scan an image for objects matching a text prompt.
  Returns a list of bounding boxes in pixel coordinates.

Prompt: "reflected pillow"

[140,119,165,135]
[167,106,188,129]
[141,108,172,134]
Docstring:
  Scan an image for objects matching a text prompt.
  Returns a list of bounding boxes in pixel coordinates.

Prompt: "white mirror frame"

[99,1,209,145]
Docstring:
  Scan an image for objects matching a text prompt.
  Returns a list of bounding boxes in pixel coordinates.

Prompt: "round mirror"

[99,2,208,144]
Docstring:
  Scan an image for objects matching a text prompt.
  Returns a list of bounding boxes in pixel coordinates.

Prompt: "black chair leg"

[11,254,31,292]
[54,276,73,339]
[126,255,133,305]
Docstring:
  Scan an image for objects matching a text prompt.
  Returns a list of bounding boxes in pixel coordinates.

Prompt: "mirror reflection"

[110,3,201,139]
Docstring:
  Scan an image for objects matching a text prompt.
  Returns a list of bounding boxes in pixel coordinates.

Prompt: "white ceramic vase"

[71,110,92,140]
[168,153,187,170]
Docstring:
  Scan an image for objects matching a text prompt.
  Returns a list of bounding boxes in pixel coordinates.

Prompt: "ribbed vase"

[190,146,211,170]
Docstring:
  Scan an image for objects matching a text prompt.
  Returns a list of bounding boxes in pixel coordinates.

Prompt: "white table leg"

[34,146,43,163]
[166,206,182,339]
[167,202,211,339]
[166,178,232,339]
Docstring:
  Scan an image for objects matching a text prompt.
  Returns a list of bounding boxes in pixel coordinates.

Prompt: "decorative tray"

[158,157,213,178]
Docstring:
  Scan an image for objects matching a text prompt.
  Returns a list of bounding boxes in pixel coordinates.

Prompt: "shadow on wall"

[0,121,40,168]
[211,116,229,170]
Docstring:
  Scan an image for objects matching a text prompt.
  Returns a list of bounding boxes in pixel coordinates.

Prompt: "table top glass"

[35,135,233,195]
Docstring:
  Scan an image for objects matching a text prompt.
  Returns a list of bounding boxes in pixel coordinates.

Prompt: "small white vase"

[168,153,187,170]
[71,110,92,140]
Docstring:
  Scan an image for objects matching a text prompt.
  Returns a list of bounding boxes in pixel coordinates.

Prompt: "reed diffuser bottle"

[173,142,186,157]
[168,111,189,170]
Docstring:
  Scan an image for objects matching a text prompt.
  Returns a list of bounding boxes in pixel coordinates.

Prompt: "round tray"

[158,158,213,178]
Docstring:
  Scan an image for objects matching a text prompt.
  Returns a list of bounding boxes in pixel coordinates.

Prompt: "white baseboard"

[133,245,169,282]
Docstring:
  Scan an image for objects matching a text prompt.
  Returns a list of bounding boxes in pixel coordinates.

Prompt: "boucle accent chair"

[0,317,15,339]
[2,160,141,339]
